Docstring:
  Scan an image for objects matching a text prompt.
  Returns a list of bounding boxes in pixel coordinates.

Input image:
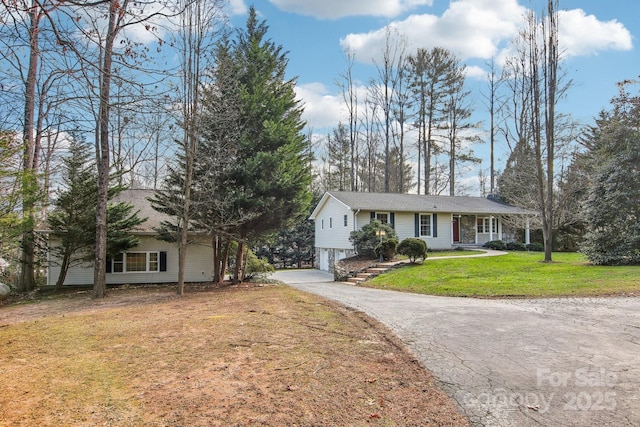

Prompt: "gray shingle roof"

[320,191,535,216]
[110,189,165,233]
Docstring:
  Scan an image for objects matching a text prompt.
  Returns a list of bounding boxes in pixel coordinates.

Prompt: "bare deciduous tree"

[369,27,406,193]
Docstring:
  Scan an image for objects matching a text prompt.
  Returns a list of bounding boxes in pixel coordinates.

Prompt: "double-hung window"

[419,213,432,237]
[375,212,389,224]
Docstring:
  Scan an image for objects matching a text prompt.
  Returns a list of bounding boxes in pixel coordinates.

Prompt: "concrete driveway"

[271,269,640,426]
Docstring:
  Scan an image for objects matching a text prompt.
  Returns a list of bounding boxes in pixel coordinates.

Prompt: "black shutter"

[370,211,376,220]
[433,214,438,237]
[105,256,112,273]
[390,212,395,228]
[414,213,419,237]
[160,251,167,272]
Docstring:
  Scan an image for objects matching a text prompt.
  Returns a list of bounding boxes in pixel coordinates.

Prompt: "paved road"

[271,269,640,427]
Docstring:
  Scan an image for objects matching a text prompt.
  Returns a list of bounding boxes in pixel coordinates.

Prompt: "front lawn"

[0,285,466,426]
[367,252,640,297]
[427,249,485,257]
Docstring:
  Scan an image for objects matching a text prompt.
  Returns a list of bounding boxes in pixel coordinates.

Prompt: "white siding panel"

[314,197,355,250]
[430,213,453,250]
[183,238,214,282]
[354,210,371,231]
[392,212,415,241]
[390,212,452,250]
[48,235,214,286]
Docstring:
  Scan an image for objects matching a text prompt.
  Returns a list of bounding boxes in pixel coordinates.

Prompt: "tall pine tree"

[48,140,145,287]
[227,7,312,281]
[581,79,640,265]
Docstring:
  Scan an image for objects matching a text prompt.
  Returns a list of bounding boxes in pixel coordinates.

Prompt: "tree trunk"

[232,239,244,284]
[212,235,221,283]
[221,238,230,283]
[93,0,119,298]
[449,137,455,196]
[241,246,250,282]
[543,0,558,262]
[18,1,41,293]
[56,252,71,289]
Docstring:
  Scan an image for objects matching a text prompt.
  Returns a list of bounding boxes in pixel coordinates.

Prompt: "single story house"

[45,189,214,286]
[310,191,536,272]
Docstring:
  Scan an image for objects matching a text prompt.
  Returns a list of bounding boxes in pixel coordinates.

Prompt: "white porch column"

[489,215,494,241]
[525,217,531,245]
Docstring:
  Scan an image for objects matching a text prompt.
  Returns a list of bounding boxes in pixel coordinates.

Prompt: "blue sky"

[226,0,638,193]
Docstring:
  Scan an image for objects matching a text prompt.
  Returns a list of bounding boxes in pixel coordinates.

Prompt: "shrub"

[397,238,428,263]
[376,238,398,261]
[527,242,544,252]
[483,240,506,250]
[244,251,275,280]
[349,220,398,258]
[506,241,527,251]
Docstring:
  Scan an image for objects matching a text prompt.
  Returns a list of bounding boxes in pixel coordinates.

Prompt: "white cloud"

[341,0,632,65]
[558,9,633,57]
[268,0,432,20]
[295,83,346,129]
[341,0,525,63]
[465,65,491,80]
[227,0,247,16]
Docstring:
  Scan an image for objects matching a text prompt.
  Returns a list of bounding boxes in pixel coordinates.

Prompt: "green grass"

[368,252,640,298]
[427,249,485,257]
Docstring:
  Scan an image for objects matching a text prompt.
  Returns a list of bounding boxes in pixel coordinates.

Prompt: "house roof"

[111,189,166,234]
[310,191,536,219]
[39,189,168,235]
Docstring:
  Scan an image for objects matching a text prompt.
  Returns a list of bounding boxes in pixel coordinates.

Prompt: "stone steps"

[345,265,393,284]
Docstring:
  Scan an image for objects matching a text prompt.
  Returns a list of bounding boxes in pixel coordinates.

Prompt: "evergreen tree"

[497,139,538,207]
[388,146,415,193]
[48,140,145,287]
[155,7,313,284]
[0,131,22,258]
[323,123,352,191]
[192,36,248,283]
[407,47,464,194]
[581,80,640,265]
[227,7,312,281]
[47,140,97,288]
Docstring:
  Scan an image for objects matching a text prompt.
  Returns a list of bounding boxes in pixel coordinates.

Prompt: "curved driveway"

[271,269,640,426]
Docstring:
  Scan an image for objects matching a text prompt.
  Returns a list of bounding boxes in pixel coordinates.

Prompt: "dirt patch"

[0,284,468,426]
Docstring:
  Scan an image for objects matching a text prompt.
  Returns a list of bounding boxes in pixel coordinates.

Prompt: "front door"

[453,216,460,243]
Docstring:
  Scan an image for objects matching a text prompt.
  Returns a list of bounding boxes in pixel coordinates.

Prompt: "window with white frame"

[420,214,431,237]
[477,217,498,233]
[110,252,160,273]
[343,214,348,227]
[329,217,333,228]
[420,213,432,237]
[375,212,389,224]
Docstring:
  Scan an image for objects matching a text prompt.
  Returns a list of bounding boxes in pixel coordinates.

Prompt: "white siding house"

[44,189,215,286]
[310,191,536,273]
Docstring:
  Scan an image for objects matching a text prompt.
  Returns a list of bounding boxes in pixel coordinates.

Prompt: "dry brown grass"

[0,284,468,426]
